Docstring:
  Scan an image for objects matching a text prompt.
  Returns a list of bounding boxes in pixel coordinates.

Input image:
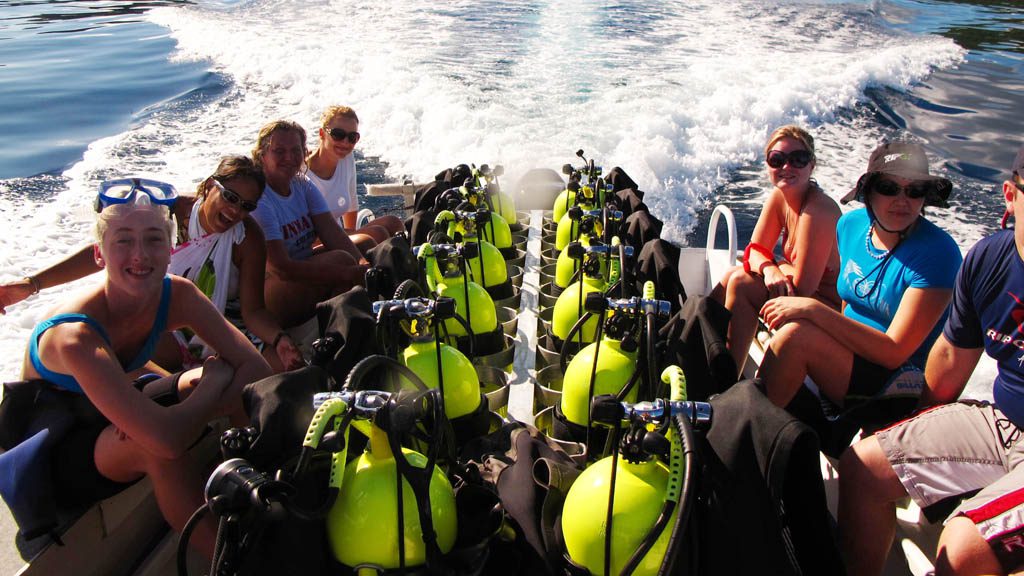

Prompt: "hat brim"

[840,172,952,208]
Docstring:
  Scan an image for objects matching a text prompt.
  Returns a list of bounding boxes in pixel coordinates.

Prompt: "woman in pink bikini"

[711,125,841,374]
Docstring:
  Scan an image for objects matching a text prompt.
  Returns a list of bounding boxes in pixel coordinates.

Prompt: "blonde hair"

[320,105,359,127]
[252,120,307,168]
[764,125,816,159]
[94,196,174,244]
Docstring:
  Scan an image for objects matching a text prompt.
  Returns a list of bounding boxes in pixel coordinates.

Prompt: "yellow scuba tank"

[559,334,639,426]
[556,200,597,252]
[553,151,606,222]
[372,297,484,421]
[435,209,509,290]
[551,240,623,343]
[561,366,702,576]
[402,339,481,419]
[329,426,457,570]
[417,243,498,340]
[553,208,623,289]
[305,389,458,573]
[562,456,671,575]
[551,273,606,344]
[474,164,517,226]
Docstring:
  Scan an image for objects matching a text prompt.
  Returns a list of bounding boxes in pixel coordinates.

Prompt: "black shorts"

[51,372,183,509]
[841,355,925,430]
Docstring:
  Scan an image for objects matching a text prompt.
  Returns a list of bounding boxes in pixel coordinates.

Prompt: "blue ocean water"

[0,0,1022,383]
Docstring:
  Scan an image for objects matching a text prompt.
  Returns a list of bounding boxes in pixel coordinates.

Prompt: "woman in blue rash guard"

[756,141,962,427]
[21,185,271,559]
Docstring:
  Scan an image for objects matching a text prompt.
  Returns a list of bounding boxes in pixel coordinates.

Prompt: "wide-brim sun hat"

[840,141,953,208]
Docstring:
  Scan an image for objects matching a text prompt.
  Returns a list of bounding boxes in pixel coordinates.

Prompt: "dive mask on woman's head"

[94,178,178,213]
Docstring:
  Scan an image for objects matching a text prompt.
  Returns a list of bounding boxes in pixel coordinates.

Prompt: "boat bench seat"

[17,421,224,576]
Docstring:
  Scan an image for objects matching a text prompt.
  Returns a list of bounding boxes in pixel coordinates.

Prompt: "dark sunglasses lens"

[766,151,786,168]
[873,180,900,196]
[220,185,258,211]
[788,150,812,168]
[766,150,811,169]
[329,128,360,143]
[907,184,929,199]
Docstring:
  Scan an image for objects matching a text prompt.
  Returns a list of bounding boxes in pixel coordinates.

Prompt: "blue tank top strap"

[28,313,111,394]
[124,276,172,372]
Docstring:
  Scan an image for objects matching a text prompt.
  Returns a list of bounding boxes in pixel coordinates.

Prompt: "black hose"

[559,310,595,374]
[344,354,429,392]
[177,501,211,576]
[603,422,623,576]
[657,412,699,576]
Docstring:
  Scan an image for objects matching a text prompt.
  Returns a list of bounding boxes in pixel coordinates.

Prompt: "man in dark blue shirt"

[839,145,1024,576]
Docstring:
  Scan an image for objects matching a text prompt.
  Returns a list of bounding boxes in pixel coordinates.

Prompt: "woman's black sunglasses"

[770,147,815,168]
[766,149,813,169]
[872,179,930,200]
[326,127,360,144]
[213,179,259,212]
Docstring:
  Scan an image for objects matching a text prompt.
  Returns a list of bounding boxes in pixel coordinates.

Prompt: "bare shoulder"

[805,187,841,220]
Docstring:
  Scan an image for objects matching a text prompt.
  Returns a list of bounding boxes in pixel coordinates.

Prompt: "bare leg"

[363,214,405,237]
[349,232,378,255]
[838,437,913,576]
[94,422,216,559]
[757,320,855,407]
[353,224,389,244]
[264,250,360,327]
[934,516,1004,576]
[721,267,770,374]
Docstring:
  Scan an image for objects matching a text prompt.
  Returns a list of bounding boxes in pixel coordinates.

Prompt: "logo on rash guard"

[987,292,1024,350]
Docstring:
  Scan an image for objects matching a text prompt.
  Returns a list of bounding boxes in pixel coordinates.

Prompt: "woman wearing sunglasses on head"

[305,105,405,251]
[0,158,306,372]
[757,141,961,428]
[20,188,272,559]
[711,125,842,374]
[250,120,368,328]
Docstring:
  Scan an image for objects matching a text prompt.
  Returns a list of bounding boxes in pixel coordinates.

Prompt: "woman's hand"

[761,266,796,299]
[276,334,305,371]
[0,279,34,314]
[760,296,823,330]
[193,355,236,414]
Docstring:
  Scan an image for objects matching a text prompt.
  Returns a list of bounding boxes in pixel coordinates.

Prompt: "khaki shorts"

[876,401,1024,570]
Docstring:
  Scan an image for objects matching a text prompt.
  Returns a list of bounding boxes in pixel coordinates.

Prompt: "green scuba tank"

[555,200,597,252]
[373,297,484,421]
[402,339,481,420]
[435,278,497,339]
[308,393,458,572]
[551,273,605,343]
[417,243,498,339]
[476,206,513,252]
[554,237,586,289]
[557,207,618,286]
[551,181,581,224]
[552,154,606,222]
[562,457,671,575]
[329,426,457,570]
[474,164,517,225]
[551,241,623,343]
[559,336,639,426]
[453,183,513,251]
[561,366,695,576]
[435,210,509,290]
